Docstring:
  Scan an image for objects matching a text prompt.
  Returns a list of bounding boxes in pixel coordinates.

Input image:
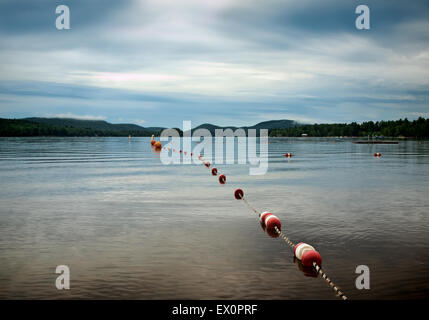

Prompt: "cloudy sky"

[0,0,428,127]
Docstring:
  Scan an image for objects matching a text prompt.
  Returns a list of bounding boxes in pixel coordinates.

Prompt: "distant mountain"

[248,119,297,130]
[192,123,239,134]
[0,117,163,137]
[24,117,162,133]
[145,127,167,132]
[0,117,299,137]
[191,119,299,135]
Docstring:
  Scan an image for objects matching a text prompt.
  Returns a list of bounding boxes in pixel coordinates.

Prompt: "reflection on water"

[0,137,428,299]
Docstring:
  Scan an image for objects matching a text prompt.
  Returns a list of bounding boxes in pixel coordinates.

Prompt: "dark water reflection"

[0,137,428,299]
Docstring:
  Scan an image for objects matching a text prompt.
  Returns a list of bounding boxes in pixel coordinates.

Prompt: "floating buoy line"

[234,187,347,300]
[151,138,348,300]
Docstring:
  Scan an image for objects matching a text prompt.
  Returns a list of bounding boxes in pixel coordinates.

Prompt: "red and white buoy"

[219,174,226,184]
[302,250,322,267]
[205,162,211,168]
[293,242,322,267]
[259,211,272,223]
[211,168,218,176]
[285,153,293,158]
[260,220,279,238]
[264,215,281,232]
[374,152,382,157]
[234,188,244,200]
[259,211,281,232]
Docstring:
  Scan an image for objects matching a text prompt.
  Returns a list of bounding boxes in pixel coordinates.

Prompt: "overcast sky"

[0,0,428,127]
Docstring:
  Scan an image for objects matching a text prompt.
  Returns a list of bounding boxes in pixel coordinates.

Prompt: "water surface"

[0,137,428,299]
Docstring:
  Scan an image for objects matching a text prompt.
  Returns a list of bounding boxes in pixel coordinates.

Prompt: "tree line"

[269,118,429,138]
[0,118,157,137]
[1,117,429,138]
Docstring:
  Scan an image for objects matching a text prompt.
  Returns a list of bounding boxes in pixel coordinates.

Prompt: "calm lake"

[0,137,428,299]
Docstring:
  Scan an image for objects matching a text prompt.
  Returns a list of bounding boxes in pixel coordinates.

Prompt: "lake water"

[0,137,428,299]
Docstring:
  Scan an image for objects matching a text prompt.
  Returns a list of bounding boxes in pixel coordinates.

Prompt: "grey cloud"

[215,0,429,54]
[0,0,133,34]
[0,80,187,103]
[0,0,428,126]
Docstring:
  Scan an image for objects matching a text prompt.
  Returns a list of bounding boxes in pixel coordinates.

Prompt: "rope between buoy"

[313,262,348,300]
[274,226,295,248]
[242,197,260,215]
